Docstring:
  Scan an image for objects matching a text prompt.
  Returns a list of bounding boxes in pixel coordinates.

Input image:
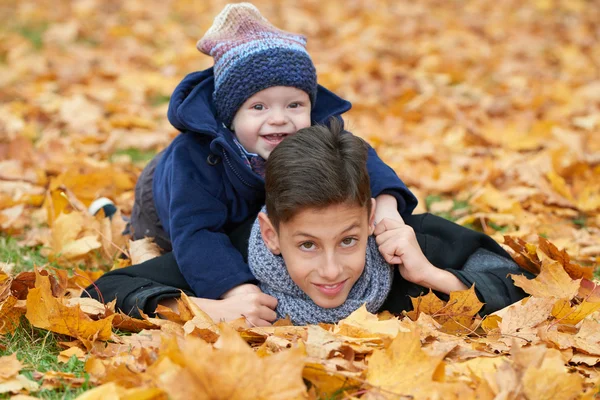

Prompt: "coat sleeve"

[82,253,192,318]
[365,144,418,216]
[161,147,257,299]
[444,248,533,315]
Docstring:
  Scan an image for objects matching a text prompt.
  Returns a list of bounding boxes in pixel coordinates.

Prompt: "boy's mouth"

[313,279,347,296]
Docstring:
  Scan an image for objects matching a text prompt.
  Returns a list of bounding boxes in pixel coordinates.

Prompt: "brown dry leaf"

[129,238,162,265]
[498,297,554,347]
[0,296,24,334]
[25,270,115,341]
[503,236,542,275]
[511,260,581,299]
[538,236,595,280]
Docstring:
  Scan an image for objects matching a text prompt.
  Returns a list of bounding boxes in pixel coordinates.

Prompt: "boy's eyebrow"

[292,222,362,238]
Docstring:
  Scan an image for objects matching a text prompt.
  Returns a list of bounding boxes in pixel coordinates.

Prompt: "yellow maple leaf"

[407,286,483,334]
[154,326,307,400]
[551,298,600,325]
[73,382,165,400]
[511,260,581,299]
[334,304,405,340]
[406,289,446,320]
[25,271,115,341]
[365,330,446,399]
[522,348,584,400]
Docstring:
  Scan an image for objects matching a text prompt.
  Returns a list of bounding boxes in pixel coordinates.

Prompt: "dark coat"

[85,213,532,319]
[129,68,418,299]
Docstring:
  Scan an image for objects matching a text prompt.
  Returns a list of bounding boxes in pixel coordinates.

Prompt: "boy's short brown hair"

[265,118,372,229]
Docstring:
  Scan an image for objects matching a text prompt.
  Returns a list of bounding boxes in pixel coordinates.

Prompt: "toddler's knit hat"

[197,3,318,127]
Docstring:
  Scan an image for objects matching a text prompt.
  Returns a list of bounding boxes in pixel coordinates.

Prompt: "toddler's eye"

[252,104,264,110]
[341,237,357,248]
[288,102,301,108]
[300,242,315,251]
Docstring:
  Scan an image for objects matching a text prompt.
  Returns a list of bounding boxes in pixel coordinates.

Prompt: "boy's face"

[231,86,311,159]
[259,201,376,309]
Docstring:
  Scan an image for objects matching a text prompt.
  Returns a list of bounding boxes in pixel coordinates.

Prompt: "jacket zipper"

[222,150,255,188]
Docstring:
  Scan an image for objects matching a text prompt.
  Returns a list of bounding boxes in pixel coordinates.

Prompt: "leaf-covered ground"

[0,0,599,398]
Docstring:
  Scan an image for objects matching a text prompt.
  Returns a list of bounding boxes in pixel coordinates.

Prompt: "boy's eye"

[341,237,358,248]
[288,102,304,109]
[300,242,315,251]
[252,104,264,110]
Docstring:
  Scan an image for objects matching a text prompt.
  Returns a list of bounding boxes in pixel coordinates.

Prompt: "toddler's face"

[231,86,311,159]
[259,202,376,308]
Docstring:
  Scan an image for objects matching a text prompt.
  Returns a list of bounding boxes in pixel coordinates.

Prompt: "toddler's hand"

[221,283,262,299]
[374,218,435,285]
[374,194,404,224]
[192,292,278,327]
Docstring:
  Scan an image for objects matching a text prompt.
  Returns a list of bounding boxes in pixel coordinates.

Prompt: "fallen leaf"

[25,270,115,341]
[511,260,581,299]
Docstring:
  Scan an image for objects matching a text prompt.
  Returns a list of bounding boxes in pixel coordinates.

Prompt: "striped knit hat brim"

[197,3,318,127]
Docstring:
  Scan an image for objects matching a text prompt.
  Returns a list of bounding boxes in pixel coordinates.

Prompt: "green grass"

[0,236,52,274]
[0,319,91,400]
[0,236,92,399]
[149,93,171,107]
[111,148,157,165]
[425,194,471,223]
[16,23,48,50]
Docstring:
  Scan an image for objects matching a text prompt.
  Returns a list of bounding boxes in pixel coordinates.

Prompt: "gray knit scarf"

[247,215,394,325]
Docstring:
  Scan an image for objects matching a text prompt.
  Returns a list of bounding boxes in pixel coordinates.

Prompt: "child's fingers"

[257,306,278,322]
[258,293,278,310]
[373,217,405,235]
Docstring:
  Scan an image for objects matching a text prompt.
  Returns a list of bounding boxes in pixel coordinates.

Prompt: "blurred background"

[0,0,599,264]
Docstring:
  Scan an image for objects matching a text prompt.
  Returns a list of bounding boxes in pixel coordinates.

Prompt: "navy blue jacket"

[152,68,418,299]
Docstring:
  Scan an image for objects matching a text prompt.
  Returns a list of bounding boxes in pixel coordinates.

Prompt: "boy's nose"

[318,254,343,281]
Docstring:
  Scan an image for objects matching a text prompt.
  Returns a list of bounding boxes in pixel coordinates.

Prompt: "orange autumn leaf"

[538,236,594,280]
[0,296,24,334]
[153,326,307,400]
[25,271,115,341]
[511,260,581,299]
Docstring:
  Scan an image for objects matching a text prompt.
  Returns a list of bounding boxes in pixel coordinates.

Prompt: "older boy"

[86,121,531,325]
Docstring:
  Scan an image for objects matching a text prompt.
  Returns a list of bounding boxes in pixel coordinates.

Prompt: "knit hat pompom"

[197,3,318,127]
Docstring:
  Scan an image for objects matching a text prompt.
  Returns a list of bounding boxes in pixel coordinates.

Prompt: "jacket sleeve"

[365,144,418,216]
[445,248,533,315]
[163,148,257,299]
[82,253,192,318]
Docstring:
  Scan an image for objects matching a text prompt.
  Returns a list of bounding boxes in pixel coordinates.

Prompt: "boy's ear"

[368,198,376,235]
[258,212,281,255]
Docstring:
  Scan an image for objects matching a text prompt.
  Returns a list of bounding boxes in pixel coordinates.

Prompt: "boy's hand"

[374,218,435,285]
[221,283,262,298]
[374,194,404,224]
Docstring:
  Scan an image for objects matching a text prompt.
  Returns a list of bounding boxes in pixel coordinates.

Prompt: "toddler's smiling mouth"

[261,133,291,144]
